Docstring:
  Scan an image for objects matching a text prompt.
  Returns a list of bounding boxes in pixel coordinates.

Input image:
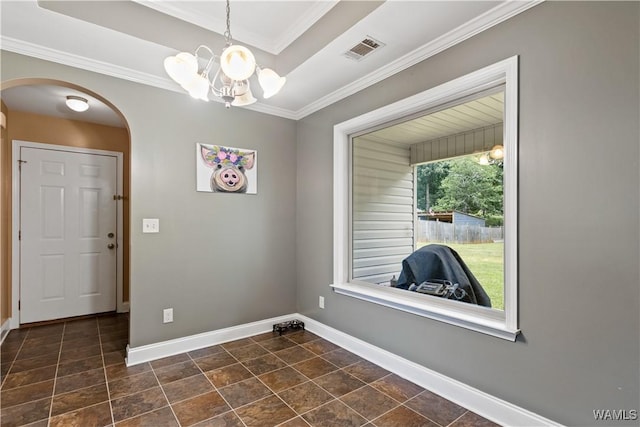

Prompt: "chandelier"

[163,0,286,108]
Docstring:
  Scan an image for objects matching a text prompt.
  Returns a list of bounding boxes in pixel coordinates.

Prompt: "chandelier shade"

[232,90,257,107]
[164,53,198,87]
[163,0,285,108]
[231,80,257,106]
[220,45,256,81]
[184,74,211,102]
[258,67,287,99]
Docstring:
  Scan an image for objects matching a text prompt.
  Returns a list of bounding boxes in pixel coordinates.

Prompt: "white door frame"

[11,140,126,328]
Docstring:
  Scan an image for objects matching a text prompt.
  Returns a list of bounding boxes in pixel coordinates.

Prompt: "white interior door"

[20,147,118,323]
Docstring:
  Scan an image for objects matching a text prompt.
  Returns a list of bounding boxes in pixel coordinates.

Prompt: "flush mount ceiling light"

[66,95,89,112]
[164,0,286,108]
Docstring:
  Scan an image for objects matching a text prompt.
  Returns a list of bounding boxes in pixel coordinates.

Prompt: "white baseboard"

[299,315,562,427]
[0,318,11,345]
[125,313,561,427]
[118,302,130,313]
[126,313,299,366]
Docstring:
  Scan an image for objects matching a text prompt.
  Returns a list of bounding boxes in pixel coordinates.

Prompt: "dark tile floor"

[0,314,499,427]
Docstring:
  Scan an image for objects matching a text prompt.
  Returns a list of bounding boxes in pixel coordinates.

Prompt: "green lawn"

[417,242,504,310]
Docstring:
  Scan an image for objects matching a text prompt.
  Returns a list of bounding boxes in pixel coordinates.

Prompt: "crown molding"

[241,100,299,120]
[271,0,339,55]
[292,0,543,120]
[1,36,176,91]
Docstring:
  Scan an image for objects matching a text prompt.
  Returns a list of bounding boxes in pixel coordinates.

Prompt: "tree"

[415,161,450,211]
[433,157,503,218]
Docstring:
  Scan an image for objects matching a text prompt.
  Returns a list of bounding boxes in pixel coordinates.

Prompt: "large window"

[332,57,519,340]
[352,89,505,309]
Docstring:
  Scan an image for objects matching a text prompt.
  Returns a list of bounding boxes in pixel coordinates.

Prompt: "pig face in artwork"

[200,145,256,193]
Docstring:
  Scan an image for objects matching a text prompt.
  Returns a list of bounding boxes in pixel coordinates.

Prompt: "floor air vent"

[343,36,385,61]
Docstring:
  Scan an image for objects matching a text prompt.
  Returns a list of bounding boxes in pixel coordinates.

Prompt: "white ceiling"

[132,1,341,55]
[0,0,540,127]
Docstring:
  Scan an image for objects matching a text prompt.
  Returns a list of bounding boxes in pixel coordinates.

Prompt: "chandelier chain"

[224,0,232,45]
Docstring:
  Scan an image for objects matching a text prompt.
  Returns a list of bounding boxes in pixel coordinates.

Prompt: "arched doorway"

[0,79,131,332]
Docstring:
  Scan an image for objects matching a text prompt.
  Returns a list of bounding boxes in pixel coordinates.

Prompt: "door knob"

[107,243,116,249]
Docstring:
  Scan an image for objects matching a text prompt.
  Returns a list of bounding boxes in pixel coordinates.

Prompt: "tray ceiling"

[1,1,541,122]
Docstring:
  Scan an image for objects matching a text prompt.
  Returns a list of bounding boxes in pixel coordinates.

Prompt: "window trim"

[331,56,519,341]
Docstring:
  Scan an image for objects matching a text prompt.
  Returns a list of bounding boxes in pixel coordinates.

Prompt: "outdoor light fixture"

[489,144,504,160]
[477,144,504,165]
[66,95,89,112]
[163,0,286,108]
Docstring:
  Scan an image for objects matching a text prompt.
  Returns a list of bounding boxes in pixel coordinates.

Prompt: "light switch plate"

[143,218,159,233]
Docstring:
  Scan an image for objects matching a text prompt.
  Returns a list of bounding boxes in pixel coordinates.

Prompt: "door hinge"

[18,159,27,171]
[18,300,20,310]
[18,230,21,240]
[113,195,126,201]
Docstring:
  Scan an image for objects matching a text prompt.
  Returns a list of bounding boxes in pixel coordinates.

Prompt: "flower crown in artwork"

[202,145,254,169]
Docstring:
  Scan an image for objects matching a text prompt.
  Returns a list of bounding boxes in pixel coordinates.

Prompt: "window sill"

[330,282,520,341]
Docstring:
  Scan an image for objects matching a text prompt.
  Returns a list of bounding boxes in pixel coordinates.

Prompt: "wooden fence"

[416,219,503,244]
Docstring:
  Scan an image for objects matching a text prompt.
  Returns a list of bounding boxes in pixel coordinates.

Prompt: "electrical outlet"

[319,296,325,309]
[163,308,173,323]
[143,218,160,233]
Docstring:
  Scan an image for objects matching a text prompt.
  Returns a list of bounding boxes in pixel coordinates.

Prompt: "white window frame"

[331,56,519,341]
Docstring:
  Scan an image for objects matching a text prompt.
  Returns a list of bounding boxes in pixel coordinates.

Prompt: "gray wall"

[296,2,639,426]
[1,51,298,347]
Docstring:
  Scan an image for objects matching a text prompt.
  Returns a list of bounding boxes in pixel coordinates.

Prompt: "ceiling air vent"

[343,36,385,61]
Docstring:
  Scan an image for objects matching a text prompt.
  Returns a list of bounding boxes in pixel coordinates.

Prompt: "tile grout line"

[46,322,65,427]
[169,334,317,425]
[0,342,64,412]
[401,402,448,427]
[368,384,438,426]
[98,317,117,427]
[400,388,468,427]
[283,346,412,425]
[150,355,187,426]
[324,377,401,424]
[188,346,250,427]
[0,330,27,390]
[101,317,178,426]
[250,333,331,425]
[258,333,372,424]
[154,352,211,426]
[247,351,302,424]
[252,333,376,425]
[446,410,470,427]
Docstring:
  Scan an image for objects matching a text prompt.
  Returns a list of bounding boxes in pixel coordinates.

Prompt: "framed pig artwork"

[196,143,258,194]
